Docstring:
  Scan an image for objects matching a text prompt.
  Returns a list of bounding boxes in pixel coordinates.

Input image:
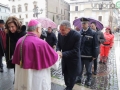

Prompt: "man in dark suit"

[76,18,98,86]
[57,20,81,90]
[90,22,105,75]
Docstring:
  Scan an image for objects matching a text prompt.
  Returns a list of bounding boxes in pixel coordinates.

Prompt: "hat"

[28,19,39,27]
[106,27,111,30]
[0,20,4,24]
[80,17,89,22]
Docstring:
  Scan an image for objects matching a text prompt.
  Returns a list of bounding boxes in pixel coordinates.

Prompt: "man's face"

[48,27,52,33]
[59,25,70,36]
[0,23,4,29]
[90,23,96,30]
[81,21,89,29]
[36,25,42,37]
[8,23,17,33]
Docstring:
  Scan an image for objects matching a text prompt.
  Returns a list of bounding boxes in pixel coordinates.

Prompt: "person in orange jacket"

[100,27,114,64]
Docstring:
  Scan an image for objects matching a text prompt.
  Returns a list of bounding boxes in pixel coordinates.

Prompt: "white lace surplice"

[14,55,60,90]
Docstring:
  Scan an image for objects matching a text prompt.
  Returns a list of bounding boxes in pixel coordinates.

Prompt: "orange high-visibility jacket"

[103,32,114,47]
[100,32,114,57]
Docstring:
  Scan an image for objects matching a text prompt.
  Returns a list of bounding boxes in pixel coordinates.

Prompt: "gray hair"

[27,23,41,31]
[60,20,71,28]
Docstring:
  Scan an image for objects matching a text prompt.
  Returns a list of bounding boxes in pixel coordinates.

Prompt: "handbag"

[7,37,15,69]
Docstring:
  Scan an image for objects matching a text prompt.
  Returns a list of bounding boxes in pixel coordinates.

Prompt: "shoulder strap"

[9,37,10,60]
[20,34,27,68]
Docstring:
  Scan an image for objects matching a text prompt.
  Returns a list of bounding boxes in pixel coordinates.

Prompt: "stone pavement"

[51,33,120,90]
[0,33,120,90]
[51,48,119,90]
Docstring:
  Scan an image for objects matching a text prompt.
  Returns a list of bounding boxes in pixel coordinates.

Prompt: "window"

[98,16,102,21]
[26,14,28,18]
[99,4,102,10]
[18,5,22,12]
[24,3,28,11]
[25,6,28,11]
[64,10,65,15]
[12,6,16,13]
[19,15,21,18]
[33,1,37,8]
[75,6,78,11]
[56,7,58,13]
[34,5,37,8]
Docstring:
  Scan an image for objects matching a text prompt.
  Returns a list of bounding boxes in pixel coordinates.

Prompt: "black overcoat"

[6,25,26,62]
[0,36,4,57]
[57,30,81,76]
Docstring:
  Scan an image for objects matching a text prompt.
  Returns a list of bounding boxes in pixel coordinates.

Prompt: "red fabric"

[0,30,6,50]
[100,32,114,62]
[103,32,114,45]
[100,45,110,57]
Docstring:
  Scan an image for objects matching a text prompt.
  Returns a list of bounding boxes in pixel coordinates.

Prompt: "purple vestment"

[12,32,58,70]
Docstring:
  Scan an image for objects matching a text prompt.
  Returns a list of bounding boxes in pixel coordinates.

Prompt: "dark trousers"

[80,58,93,80]
[93,57,98,71]
[0,56,3,68]
[63,66,77,90]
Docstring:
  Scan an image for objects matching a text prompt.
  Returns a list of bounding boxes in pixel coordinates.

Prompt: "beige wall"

[47,0,70,25]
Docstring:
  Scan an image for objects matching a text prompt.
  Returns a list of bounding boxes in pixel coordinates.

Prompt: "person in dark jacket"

[0,36,4,72]
[0,20,6,51]
[76,18,98,86]
[90,22,105,75]
[5,16,26,69]
[0,20,6,72]
[57,20,81,90]
[40,28,47,40]
[46,27,57,49]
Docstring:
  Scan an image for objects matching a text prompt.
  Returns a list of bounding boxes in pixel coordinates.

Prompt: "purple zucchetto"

[28,19,39,27]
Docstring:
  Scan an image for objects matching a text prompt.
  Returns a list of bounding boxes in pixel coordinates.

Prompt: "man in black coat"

[77,18,98,86]
[90,22,105,75]
[57,20,81,90]
[46,27,57,49]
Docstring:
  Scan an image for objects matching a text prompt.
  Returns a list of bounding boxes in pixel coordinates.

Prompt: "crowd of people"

[0,16,114,90]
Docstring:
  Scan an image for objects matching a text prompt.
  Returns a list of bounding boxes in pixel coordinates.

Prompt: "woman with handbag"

[5,16,26,70]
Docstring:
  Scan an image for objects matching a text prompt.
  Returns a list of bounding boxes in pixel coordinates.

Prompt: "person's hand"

[53,45,56,49]
[92,57,96,60]
[57,51,62,58]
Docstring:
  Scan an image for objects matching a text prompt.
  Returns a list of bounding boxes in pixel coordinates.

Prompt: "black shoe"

[76,79,82,84]
[103,62,106,64]
[99,61,102,64]
[64,87,72,90]
[93,71,97,75]
[84,73,87,76]
[85,79,91,86]
[0,68,3,72]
